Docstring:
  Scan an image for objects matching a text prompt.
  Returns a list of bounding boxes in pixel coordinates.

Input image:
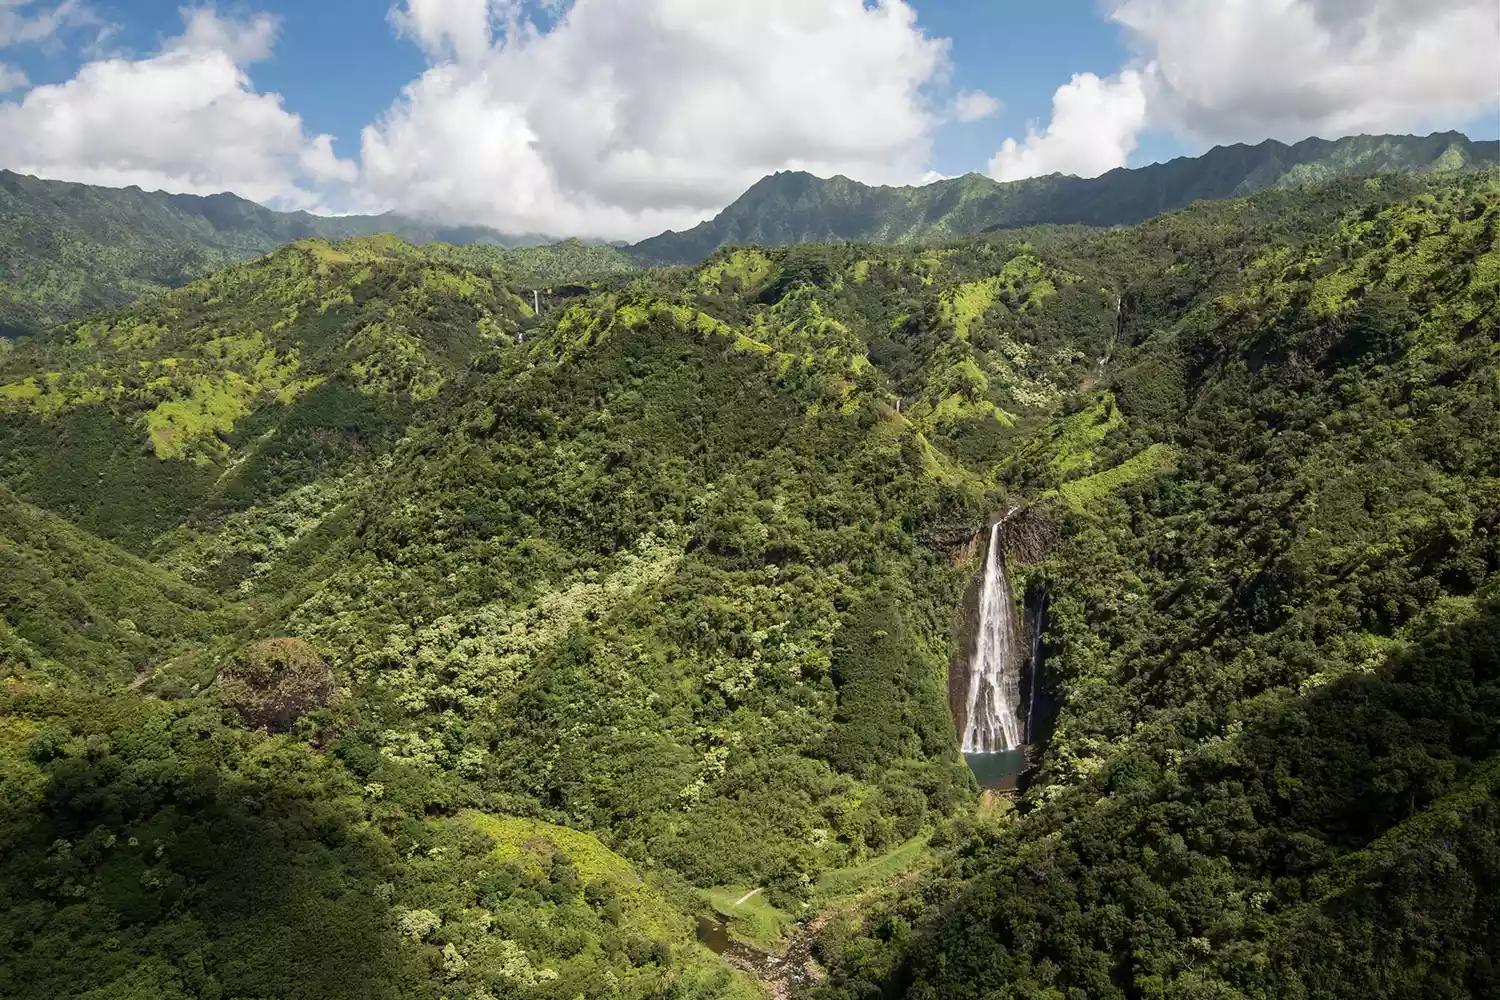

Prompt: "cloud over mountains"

[0,7,353,209]
[0,0,1495,237]
[991,0,1500,181]
[361,0,951,238]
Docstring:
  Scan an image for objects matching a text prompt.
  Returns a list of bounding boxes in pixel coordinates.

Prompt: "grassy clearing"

[813,830,935,906]
[1048,392,1122,477]
[459,812,683,939]
[699,832,936,952]
[1058,442,1180,512]
[943,277,1001,341]
[699,249,775,294]
[702,885,796,951]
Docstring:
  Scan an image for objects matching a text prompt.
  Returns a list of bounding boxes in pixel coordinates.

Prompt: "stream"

[696,911,823,999]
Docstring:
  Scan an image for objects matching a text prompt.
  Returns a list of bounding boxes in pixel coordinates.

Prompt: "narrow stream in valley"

[696,912,821,999]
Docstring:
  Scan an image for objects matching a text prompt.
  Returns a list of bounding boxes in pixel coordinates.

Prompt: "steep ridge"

[812,170,1500,998]
[0,482,236,686]
[629,131,1498,264]
[0,236,543,549]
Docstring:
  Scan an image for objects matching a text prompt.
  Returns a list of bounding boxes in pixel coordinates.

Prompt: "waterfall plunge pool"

[696,915,731,954]
[963,748,1027,792]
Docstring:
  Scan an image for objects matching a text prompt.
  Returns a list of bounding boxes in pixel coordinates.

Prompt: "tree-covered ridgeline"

[0,168,636,339]
[0,168,1496,998]
[630,131,1497,265]
[4,131,1493,338]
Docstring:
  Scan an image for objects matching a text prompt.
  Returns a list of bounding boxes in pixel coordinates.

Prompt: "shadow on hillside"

[876,600,1500,1000]
[0,704,427,1000]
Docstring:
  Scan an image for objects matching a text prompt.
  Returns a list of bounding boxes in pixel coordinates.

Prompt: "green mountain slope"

[0,168,1497,999]
[0,170,634,337]
[629,131,1498,264]
[0,235,548,549]
[812,172,1500,998]
[0,482,237,686]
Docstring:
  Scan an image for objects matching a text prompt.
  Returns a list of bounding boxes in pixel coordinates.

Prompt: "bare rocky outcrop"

[217,637,333,733]
[998,505,1060,565]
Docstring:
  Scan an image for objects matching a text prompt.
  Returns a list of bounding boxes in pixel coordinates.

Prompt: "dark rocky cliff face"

[1021,586,1057,750]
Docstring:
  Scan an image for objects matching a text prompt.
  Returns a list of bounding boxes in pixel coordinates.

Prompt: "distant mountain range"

[629,131,1499,264]
[1,130,1494,335]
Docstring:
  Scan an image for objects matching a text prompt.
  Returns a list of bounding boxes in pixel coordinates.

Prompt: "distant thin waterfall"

[1025,590,1048,745]
[962,522,1023,752]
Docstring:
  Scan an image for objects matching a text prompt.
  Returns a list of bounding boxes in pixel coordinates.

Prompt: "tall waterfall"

[961,522,1024,752]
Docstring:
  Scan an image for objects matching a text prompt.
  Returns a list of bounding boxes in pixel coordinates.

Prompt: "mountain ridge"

[2,169,559,248]
[1,131,1495,338]
[0,170,633,336]
[629,130,1498,263]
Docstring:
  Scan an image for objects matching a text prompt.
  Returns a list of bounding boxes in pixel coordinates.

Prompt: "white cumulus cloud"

[1115,0,1500,142]
[388,0,504,65]
[988,71,1147,181]
[0,6,356,208]
[989,0,1500,182]
[0,0,94,48]
[953,89,1001,123]
[358,0,953,239]
[172,4,278,64]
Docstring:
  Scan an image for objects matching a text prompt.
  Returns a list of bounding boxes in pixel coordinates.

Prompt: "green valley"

[0,157,1497,1000]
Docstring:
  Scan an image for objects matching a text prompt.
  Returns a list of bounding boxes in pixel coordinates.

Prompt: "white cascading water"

[961,522,1023,752]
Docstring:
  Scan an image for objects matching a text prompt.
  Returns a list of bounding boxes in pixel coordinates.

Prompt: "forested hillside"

[0,170,634,337]
[812,173,1500,997]
[0,166,1496,999]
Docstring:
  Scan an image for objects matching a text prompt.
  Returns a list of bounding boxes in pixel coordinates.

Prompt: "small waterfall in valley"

[961,521,1024,753]
[1026,591,1045,742]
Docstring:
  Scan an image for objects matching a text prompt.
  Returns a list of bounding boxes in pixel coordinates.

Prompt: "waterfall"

[961,522,1024,753]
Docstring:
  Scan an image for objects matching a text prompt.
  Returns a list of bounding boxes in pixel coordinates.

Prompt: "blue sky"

[0,0,1496,237]
[916,2,1194,174]
[37,0,1496,173]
